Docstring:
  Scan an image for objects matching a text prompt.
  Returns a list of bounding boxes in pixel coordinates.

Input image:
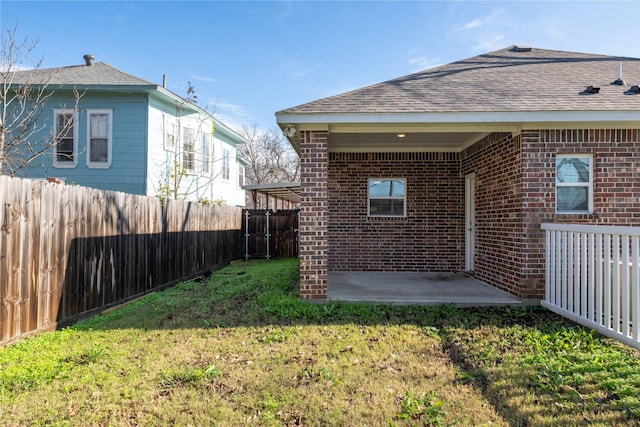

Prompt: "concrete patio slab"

[327,271,523,307]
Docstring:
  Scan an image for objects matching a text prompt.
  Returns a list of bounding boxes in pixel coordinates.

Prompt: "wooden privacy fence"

[0,176,243,345]
[542,223,640,350]
[242,209,299,259]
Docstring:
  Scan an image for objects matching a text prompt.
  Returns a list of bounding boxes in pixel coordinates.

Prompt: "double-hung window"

[53,109,78,168]
[183,128,195,171]
[238,163,245,187]
[87,110,112,168]
[164,120,176,152]
[368,178,406,217]
[201,133,211,175]
[222,148,230,180]
[556,154,593,213]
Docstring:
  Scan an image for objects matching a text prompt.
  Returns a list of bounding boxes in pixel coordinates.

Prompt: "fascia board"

[277,111,640,127]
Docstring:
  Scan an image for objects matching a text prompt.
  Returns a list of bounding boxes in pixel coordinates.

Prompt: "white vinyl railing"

[541,223,640,350]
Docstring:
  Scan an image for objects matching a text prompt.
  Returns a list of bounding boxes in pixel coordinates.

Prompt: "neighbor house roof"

[277,46,640,117]
[10,57,248,146]
[242,182,301,204]
[10,61,157,87]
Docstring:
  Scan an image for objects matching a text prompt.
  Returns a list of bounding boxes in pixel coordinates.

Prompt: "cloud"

[457,10,503,32]
[213,101,248,116]
[189,73,218,83]
[407,56,443,73]
[473,35,507,52]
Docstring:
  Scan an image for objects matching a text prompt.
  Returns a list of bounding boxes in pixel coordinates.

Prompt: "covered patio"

[328,272,523,307]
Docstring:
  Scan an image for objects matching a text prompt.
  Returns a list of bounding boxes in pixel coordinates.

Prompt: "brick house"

[275,46,640,301]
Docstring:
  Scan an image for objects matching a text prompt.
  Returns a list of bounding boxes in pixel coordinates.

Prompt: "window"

[238,163,245,187]
[368,178,406,217]
[201,133,211,174]
[165,121,176,151]
[183,128,195,171]
[53,109,77,167]
[87,110,112,168]
[556,154,593,213]
[222,148,230,180]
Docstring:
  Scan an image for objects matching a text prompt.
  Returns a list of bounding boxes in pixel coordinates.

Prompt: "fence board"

[0,176,243,346]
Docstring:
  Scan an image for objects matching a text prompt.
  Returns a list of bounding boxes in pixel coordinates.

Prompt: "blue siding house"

[11,55,247,206]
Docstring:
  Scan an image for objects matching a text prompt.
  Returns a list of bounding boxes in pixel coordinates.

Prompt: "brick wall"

[328,152,463,272]
[458,129,640,300]
[299,131,328,300]
[519,129,640,299]
[461,133,525,297]
[307,128,640,301]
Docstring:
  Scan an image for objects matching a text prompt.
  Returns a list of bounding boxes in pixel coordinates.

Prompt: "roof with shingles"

[11,61,156,87]
[277,46,640,115]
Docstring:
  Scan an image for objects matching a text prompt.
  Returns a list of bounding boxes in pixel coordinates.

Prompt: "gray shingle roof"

[11,62,156,87]
[278,46,640,115]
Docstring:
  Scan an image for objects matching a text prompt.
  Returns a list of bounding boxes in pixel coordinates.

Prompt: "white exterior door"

[465,173,476,271]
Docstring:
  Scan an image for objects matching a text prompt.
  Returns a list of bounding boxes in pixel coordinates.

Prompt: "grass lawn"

[1,259,639,426]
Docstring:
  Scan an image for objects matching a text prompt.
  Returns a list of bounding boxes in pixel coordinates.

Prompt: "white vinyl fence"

[541,223,640,350]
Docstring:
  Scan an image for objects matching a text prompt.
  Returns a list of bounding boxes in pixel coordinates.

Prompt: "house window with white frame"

[222,148,230,180]
[164,121,176,152]
[201,132,211,175]
[183,128,195,171]
[87,110,112,168]
[556,154,593,213]
[238,163,245,187]
[368,178,406,217]
[53,109,77,167]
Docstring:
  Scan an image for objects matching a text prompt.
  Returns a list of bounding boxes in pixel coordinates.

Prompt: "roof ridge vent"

[511,45,533,52]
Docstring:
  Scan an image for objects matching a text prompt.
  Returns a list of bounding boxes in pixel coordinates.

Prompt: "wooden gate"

[243,209,299,259]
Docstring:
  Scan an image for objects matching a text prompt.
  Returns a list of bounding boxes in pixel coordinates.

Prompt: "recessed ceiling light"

[397,134,406,138]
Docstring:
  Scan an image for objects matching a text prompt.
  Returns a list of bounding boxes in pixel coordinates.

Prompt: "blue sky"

[2,1,640,132]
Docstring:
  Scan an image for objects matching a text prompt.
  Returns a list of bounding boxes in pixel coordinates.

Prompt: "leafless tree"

[238,123,300,208]
[239,123,300,184]
[0,24,81,175]
[153,82,225,204]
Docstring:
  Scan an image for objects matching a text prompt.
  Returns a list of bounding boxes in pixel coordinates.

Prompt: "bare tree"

[154,82,225,204]
[0,24,81,175]
[238,123,300,208]
[239,123,300,185]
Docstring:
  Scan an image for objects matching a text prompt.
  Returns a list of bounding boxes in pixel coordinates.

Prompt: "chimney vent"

[83,54,95,66]
[613,62,626,85]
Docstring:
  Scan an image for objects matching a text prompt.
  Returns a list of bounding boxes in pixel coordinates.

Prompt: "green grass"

[0,259,639,426]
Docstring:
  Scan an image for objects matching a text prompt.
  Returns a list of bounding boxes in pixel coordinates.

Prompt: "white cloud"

[407,56,443,73]
[473,35,507,52]
[212,101,248,117]
[189,73,218,83]
[457,10,503,32]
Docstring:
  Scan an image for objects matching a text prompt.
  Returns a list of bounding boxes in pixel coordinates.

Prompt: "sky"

[2,0,640,133]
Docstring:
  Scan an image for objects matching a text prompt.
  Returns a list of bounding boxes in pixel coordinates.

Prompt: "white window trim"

[182,127,196,172]
[222,148,230,181]
[53,109,78,168]
[368,178,407,217]
[201,132,212,176]
[164,114,177,152]
[86,109,113,169]
[556,154,593,214]
[237,163,245,188]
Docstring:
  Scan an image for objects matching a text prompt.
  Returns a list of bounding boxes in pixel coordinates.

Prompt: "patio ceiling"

[328,131,492,152]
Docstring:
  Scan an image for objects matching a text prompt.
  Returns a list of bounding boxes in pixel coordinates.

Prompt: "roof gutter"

[276,110,640,127]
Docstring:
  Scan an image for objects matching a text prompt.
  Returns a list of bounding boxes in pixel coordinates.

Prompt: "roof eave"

[276,110,640,127]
